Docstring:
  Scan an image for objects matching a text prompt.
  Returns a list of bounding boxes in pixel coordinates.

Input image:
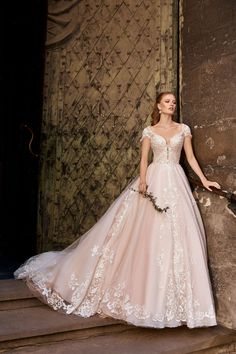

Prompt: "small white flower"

[91,245,101,257]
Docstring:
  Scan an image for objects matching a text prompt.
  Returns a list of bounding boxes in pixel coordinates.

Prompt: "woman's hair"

[151,91,175,126]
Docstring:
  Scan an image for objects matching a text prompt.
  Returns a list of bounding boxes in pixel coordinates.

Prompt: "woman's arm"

[183,136,221,191]
[139,137,151,193]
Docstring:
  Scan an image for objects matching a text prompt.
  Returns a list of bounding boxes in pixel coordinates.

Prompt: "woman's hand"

[184,138,221,193]
[202,179,221,192]
[139,181,148,193]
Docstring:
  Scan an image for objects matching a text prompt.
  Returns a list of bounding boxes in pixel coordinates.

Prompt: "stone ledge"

[0,280,235,353]
[0,280,42,310]
[2,326,235,354]
[0,280,34,301]
[0,306,123,343]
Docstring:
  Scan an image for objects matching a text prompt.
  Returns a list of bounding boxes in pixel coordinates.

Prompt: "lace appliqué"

[156,250,165,271]
[183,124,192,138]
[140,127,151,142]
[99,281,216,328]
[14,125,217,329]
[15,188,136,317]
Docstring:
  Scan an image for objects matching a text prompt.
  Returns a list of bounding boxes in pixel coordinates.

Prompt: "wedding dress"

[14,123,217,328]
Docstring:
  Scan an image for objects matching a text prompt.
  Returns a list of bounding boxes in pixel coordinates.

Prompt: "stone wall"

[37,0,177,251]
[181,0,236,329]
[194,342,236,354]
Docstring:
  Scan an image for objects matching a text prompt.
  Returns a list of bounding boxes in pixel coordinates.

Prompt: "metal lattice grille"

[38,0,177,251]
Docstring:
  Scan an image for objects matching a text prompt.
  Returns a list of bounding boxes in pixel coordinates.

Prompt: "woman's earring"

[159,109,162,114]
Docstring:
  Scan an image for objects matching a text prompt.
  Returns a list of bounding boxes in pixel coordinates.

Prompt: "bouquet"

[130,187,169,213]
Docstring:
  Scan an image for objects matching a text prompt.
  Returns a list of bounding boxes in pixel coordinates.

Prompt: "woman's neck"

[157,114,173,127]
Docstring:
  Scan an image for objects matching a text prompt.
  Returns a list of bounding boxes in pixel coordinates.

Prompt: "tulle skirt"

[15,161,217,328]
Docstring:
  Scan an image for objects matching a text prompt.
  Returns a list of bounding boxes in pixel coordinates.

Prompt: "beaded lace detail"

[140,124,192,165]
[15,122,217,328]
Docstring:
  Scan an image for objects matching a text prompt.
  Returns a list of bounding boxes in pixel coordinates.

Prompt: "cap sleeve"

[183,124,192,138]
[140,127,151,142]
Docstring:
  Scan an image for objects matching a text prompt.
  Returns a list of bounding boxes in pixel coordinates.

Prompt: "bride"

[14,91,221,328]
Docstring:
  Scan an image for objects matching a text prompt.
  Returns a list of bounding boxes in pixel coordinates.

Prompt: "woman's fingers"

[213,182,221,189]
[203,180,221,192]
[139,182,148,193]
[209,181,221,189]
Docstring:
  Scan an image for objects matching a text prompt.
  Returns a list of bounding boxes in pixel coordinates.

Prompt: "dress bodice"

[140,124,192,164]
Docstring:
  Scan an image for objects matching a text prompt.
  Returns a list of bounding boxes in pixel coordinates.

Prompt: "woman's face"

[158,94,176,115]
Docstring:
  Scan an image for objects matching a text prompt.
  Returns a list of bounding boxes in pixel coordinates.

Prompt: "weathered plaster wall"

[38,0,177,251]
[181,0,236,329]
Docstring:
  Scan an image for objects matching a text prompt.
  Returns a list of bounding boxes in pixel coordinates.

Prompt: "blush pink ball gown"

[14,123,217,328]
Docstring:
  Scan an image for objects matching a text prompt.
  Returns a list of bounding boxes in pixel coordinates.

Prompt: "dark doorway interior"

[0,1,47,278]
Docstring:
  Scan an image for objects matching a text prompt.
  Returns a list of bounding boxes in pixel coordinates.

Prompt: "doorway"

[0,1,47,278]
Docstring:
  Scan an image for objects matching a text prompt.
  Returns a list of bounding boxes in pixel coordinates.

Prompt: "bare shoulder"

[170,122,182,129]
[173,122,183,130]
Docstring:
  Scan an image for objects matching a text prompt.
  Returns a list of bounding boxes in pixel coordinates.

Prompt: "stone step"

[2,325,236,354]
[0,280,42,310]
[0,280,235,353]
[0,279,129,350]
[0,305,127,350]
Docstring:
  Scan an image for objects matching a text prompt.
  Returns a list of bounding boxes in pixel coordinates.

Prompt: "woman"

[14,92,220,328]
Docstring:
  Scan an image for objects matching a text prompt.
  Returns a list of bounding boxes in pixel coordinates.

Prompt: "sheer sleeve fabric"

[140,127,151,142]
[183,124,192,138]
